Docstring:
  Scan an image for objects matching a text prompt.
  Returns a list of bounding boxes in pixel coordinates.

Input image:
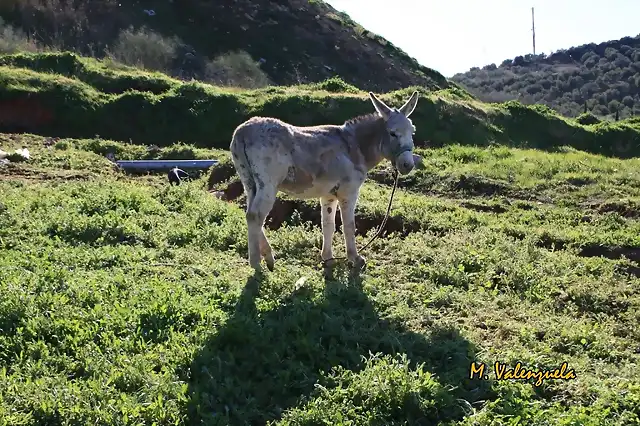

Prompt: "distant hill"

[451,35,640,119]
[0,0,448,92]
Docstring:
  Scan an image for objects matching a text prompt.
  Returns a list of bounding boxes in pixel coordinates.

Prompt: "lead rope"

[321,167,400,267]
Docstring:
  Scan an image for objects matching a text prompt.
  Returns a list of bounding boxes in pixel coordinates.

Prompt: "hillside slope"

[451,34,640,119]
[2,52,640,159]
[0,0,447,92]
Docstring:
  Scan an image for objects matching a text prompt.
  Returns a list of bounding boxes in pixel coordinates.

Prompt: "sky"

[324,0,640,77]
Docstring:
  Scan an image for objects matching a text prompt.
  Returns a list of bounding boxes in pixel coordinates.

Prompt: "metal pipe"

[115,159,219,170]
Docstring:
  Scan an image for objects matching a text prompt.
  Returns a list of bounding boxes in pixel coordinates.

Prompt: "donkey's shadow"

[185,268,493,425]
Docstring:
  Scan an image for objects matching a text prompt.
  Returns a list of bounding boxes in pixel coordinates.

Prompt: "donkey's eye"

[389,131,397,138]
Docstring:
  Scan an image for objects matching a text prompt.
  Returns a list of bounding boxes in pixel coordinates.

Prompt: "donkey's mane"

[343,112,381,127]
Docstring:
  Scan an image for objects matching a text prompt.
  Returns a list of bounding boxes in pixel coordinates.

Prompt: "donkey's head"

[369,91,420,175]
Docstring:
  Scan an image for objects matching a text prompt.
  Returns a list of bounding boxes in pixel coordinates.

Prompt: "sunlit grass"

[0,133,638,425]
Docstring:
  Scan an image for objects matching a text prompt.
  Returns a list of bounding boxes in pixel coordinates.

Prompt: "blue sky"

[324,0,640,77]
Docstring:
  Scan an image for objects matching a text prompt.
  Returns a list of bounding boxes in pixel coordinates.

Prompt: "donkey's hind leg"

[247,189,276,271]
[246,184,277,271]
[320,196,339,266]
[259,230,275,271]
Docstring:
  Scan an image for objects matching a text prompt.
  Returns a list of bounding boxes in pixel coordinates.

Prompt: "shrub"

[312,76,360,94]
[105,26,180,74]
[0,17,40,54]
[203,50,271,89]
[576,112,601,125]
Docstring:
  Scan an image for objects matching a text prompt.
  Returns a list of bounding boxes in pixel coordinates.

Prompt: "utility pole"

[531,7,536,55]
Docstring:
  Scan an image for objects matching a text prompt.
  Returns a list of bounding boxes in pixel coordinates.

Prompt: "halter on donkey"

[230,91,422,271]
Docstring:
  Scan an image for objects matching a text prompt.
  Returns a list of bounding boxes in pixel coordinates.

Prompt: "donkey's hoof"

[322,258,338,268]
[349,255,366,270]
[266,258,275,272]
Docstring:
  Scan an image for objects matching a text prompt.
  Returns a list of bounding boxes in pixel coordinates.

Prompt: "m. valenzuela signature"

[470,361,577,386]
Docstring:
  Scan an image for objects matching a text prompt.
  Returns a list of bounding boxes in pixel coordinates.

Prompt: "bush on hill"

[0,18,273,89]
[576,112,602,126]
[0,16,38,53]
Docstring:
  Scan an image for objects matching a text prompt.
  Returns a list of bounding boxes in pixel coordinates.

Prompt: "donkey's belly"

[277,179,339,199]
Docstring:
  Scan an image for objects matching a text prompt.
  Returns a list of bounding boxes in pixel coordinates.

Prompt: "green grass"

[1,52,640,159]
[0,133,639,425]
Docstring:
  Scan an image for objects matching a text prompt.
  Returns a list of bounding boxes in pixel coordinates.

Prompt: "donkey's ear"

[398,90,419,117]
[369,92,392,120]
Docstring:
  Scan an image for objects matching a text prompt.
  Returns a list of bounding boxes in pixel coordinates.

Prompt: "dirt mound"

[207,170,640,269]
[450,174,512,196]
[615,263,640,278]
[536,235,567,251]
[535,237,640,267]
[578,244,640,263]
[207,163,237,191]
[593,200,640,219]
[0,166,93,182]
[209,180,244,201]
[262,198,420,237]
[367,170,512,197]
[209,173,420,238]
[565,177,596,187]
[459,201,507,214]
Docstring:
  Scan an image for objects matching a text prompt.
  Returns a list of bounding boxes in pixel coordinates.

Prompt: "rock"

[9,148,30,161]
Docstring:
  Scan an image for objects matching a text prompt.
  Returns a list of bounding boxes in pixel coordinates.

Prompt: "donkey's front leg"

[320,196,339,266]
[338,194,365,269]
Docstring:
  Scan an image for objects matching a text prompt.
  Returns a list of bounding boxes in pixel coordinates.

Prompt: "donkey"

[229,91,422,271]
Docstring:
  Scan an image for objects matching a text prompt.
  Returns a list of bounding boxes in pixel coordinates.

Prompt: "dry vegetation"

[0,16,38,53]
[0,17,273,89]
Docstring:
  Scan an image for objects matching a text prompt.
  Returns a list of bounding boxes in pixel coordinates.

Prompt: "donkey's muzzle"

[395,151,415,175]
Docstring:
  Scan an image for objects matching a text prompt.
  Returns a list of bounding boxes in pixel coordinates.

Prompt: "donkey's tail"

[230,127,257,198]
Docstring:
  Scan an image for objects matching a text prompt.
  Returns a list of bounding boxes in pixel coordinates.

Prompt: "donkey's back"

[230,116,353,200]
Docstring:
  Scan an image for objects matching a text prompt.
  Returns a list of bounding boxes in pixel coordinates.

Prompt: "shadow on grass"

[185,268,494,425]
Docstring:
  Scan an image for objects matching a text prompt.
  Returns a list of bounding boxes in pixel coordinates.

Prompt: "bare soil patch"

[593,200,640,219]
[208,172,421,237]
[459,201,508,214]
[0,167,93,181]
[207,163,237,191]
[578,244,640,263]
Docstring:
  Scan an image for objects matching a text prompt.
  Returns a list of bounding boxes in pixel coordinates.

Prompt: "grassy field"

[1,132,639,425]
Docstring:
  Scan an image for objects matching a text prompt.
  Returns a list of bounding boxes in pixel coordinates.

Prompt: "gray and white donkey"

[230,91,421,271]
